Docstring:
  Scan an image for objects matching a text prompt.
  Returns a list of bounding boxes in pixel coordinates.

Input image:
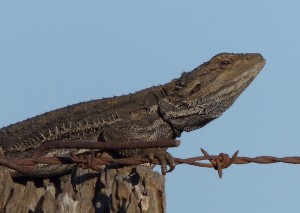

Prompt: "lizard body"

[0,53,265,176]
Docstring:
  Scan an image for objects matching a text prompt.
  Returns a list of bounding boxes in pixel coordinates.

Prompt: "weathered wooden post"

[0,161,166,212]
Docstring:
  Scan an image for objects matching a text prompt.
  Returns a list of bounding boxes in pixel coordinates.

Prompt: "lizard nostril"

[246,57,250,60]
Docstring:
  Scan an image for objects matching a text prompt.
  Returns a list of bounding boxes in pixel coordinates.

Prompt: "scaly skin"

[0,53,266,177]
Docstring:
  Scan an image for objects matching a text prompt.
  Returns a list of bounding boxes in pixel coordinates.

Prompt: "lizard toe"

[150,150,176,175]
[164,151,176,173]
[155,153,168,175]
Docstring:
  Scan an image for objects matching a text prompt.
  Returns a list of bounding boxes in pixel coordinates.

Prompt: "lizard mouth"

[197,54,265,105]
[213,58,266,99]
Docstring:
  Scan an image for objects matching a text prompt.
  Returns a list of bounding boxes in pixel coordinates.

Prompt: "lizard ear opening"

[190,84,202,95]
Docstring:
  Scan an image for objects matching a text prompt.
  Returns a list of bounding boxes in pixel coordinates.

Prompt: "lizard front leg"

[99,116,176,175]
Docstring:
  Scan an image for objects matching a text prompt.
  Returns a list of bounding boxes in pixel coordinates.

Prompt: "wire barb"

[200,149,239,178]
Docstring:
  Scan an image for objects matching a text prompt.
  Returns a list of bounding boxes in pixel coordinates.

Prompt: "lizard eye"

[218,59,232,69]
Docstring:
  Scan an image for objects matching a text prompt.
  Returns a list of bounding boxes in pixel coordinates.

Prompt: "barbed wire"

[1,139,300,178]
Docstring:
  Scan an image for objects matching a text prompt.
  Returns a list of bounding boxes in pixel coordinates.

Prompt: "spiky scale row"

[40,113,122,143]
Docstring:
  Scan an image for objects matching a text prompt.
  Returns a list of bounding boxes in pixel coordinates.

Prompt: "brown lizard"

[0,53,266,177]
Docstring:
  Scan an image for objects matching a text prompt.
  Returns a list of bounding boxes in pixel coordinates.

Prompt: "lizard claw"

[147,149,176,175]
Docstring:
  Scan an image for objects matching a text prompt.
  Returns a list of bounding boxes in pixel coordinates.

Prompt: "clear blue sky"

[1,1,300,212]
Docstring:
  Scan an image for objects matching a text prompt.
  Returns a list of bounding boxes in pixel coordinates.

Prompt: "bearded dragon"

[0,53,266,177]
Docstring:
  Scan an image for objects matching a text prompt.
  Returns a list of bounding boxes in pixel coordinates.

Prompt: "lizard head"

[158,53,266,132]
